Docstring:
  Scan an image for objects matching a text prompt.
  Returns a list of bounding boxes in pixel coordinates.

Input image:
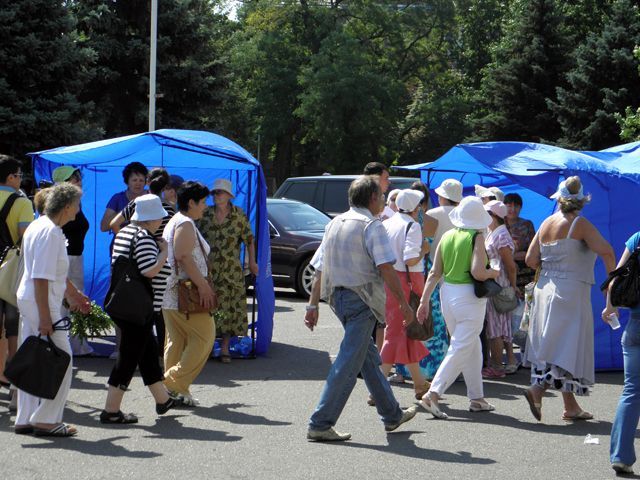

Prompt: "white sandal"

[418,393,448,419]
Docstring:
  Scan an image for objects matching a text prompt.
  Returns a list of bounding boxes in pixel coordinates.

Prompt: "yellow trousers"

[162,309,215,395]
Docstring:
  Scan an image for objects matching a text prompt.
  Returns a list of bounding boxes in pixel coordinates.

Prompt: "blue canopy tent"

[398,141,640,370]
[29,129,275,354]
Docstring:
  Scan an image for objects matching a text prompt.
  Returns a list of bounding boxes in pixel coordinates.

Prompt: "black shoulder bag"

[600,246,640,308]
[104,229,154,325]
[471,232,502,298]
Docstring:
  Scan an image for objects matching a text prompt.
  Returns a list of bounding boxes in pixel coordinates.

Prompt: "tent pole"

[149,0,158,132]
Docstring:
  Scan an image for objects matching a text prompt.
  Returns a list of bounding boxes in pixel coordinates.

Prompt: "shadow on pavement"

[332,431,496,464]
[20,436,162,458]
[193,402,291,426]
[140,415,242,442]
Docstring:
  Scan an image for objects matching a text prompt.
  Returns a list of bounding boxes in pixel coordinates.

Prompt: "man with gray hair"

[304,175,418,442]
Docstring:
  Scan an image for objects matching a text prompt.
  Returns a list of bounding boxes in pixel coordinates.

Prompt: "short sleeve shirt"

[17,216,69,315]
[625,232,640,314]
[106,190,131,212]
[0,187,34,244]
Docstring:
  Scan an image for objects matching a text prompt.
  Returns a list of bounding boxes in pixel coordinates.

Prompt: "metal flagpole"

[149,0,158,131]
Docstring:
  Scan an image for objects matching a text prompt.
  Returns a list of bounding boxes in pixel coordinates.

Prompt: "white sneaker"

[612,462,634,475]
[307,427,351,442]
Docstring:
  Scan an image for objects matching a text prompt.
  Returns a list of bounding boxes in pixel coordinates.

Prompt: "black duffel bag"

[600,247,640,308]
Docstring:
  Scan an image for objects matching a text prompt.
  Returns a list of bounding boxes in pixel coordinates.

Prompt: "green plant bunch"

[70,301,113,340]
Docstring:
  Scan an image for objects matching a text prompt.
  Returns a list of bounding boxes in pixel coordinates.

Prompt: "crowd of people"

[304,163,638,476]
[1,154,640,475]
[0,156,256,436]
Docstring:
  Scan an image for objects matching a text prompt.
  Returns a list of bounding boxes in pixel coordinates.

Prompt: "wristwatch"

[305,305,318,311]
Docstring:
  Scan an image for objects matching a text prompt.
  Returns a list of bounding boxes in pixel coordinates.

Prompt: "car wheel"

[295,257,315,298]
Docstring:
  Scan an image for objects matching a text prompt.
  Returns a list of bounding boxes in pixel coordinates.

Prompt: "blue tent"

[29,129,275,354]
[398,141,640,370]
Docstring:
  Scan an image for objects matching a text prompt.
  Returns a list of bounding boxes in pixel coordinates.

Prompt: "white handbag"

[0,247,24,307]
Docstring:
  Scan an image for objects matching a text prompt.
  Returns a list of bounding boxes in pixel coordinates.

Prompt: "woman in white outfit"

[416,196,499,418]
[15,183,82,437]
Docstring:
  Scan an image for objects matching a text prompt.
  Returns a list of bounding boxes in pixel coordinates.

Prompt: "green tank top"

[440,228,475,284]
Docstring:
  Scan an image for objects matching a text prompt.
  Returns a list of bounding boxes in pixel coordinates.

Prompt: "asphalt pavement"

[0,290,634,480]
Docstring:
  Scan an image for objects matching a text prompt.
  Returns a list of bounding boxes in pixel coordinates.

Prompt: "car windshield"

[269,202,330,232]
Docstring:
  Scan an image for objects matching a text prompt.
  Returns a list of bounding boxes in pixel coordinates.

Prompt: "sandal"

[14,424,34,435]
[156,397,179,415]
[414,381,432,401]
[524,389,542,421]
[179,393,200,407]
[221,354,231,364]
[469,401,496,412]
[418,393,448,419]
[388,373,405,384]
[99,410,139,424]
[33,423,78,437]
[562,410,594,421]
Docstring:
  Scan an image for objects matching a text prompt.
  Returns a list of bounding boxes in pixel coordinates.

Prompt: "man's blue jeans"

[309,288,403,431]
[611,312,640,465]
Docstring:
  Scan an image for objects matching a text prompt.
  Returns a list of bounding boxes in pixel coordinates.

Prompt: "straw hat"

[484,200,508,219]
[396,189,424,213]
[449,196,492,230]
[212,178,235,198]
[434,179,463,203]
[131,194,168,221]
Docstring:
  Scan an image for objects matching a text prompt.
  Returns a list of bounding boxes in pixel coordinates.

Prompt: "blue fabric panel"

[399,141,640,370]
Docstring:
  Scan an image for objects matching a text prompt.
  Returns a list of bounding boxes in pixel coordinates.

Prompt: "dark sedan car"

[267,198,330,297]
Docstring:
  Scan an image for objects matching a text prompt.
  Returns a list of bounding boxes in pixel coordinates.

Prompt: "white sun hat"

[387,188,401,206]
[434,179,463,203]
[396,189,424,213]
[484,200,508,219]
[449,196,492,230]
[212,178,235,198]
[131,194,168,221]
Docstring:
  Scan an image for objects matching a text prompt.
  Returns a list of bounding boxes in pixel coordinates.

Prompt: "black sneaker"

[156,397,179,415]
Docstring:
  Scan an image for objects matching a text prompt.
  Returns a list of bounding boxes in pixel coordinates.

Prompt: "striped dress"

[112,225,171,312]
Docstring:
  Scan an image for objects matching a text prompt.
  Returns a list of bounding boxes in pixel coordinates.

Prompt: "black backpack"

[600,247,640,308]
[0,193,20,262]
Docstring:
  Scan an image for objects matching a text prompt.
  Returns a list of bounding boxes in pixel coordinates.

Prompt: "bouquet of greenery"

[70,301,114,340]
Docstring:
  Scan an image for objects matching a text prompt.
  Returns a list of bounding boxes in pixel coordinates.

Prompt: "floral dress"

[198,205,254,337]
[484,224,515,340]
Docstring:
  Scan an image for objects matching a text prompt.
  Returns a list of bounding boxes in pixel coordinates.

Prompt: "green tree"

[0,0,98,157]
[74,0,238,138]
[552,0,640,150]
[470,0,570,143]
[617,47,640,142]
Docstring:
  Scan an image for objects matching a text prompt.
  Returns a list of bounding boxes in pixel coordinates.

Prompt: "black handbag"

[104,229,154,325]
[4,334,70,399]
[471,232,502,298]
[403,222,434,341]
[600,246,640,308]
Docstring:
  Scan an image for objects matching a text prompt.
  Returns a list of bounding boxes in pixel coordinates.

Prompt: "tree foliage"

[0,0,98,157]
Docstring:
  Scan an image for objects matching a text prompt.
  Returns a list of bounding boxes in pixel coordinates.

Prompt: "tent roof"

[30,129,260,171]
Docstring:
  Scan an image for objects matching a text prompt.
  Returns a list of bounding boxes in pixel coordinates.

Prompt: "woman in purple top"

[99,162,148,233]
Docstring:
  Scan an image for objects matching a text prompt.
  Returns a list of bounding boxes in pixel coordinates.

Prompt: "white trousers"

[430,283,487,400]
[15,299,72,425]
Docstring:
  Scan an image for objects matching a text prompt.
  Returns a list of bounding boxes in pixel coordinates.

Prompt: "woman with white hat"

[482,200,518,378]
[377,190,430,402]
[416,196,500,418]
[198,178,258,363]
[407,178,462,381]
[100,194,177,424]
